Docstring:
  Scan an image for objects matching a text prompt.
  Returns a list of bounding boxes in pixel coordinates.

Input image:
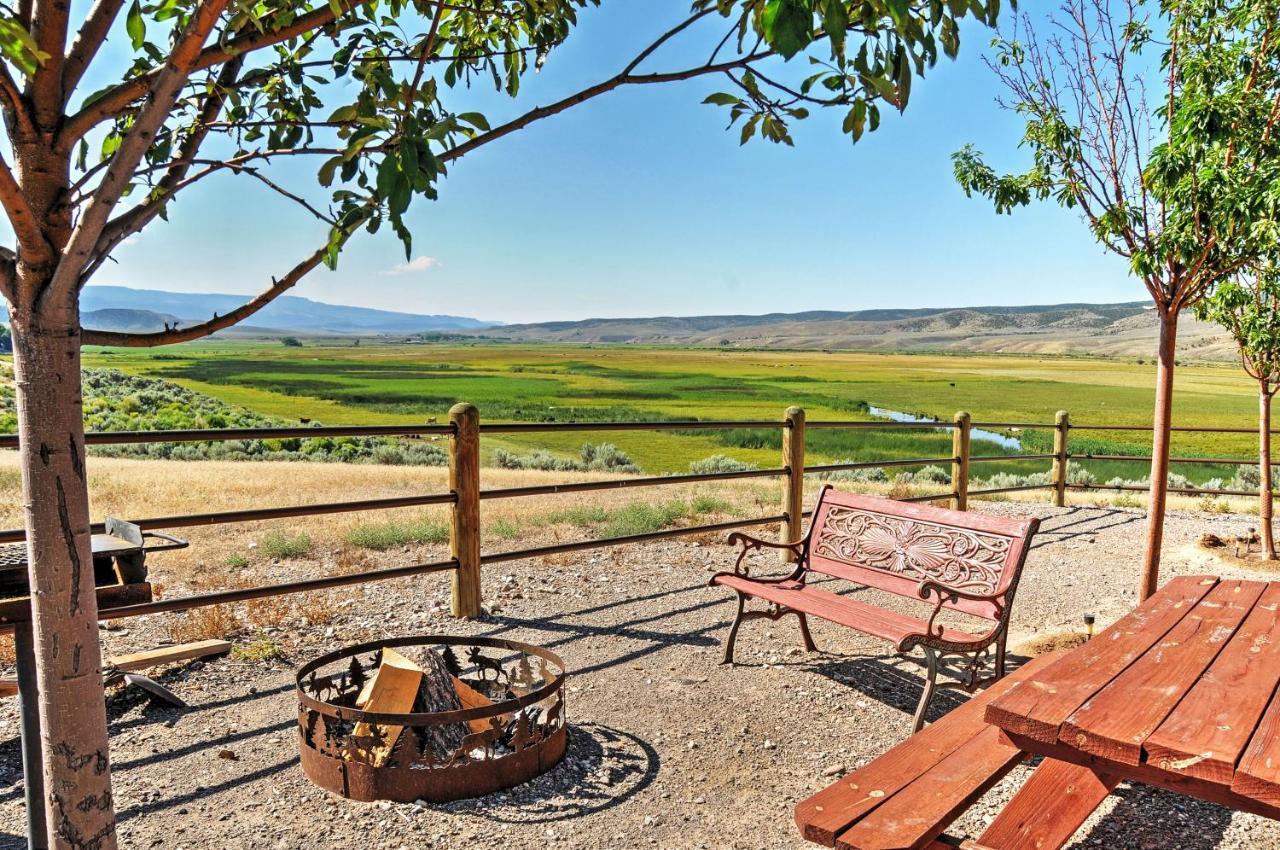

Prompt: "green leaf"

[763,0,814,60]
[702,92,742,106]
[126,1,145,50]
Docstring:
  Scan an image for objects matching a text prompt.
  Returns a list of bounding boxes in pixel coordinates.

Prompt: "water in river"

[867,406,1022,450]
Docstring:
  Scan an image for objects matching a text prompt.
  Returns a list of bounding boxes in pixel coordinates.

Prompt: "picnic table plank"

[796,653,1058,846]
[985,575,1218,743]
[833,724,1025,850]
[971,759,1118,850]
[1145,582,1280,784]
[1231,665,1280,807]
[1059,579,1264,766]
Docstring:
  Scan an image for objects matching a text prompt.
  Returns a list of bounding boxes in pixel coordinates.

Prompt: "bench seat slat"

[795,653,1060,846]
[834,723,1025,850]
[711,574,982,649]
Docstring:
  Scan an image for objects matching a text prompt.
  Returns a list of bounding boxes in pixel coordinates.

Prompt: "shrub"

[494,442,639,474]
[813,462,887,483]
[345,516,449,550]
[224,553,249,569]
[896,465,950,485]
[281,337,303,347]
[489,518,522,540]
[689,454,757,474]
[260,531,312,559]
[598,501,688,538]
[167,605,241,644]
[232,635,287,662]
[691,494,733,515]
[1066,467,1096,487]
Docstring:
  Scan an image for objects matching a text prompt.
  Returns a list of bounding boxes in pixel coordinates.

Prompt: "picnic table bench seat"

[710,487,1039,730]
[795,651,1110,850]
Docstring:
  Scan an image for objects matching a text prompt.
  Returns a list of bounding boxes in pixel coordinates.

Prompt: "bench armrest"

[723,532,806,582]
[911,580,1007,650]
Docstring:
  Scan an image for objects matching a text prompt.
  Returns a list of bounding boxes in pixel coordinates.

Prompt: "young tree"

[0,0,1004,845]
[1196,272,1280,558]
[953,0,1280,600]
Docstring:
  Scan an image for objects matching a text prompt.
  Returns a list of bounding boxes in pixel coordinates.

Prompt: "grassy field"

[82,340,1267,483]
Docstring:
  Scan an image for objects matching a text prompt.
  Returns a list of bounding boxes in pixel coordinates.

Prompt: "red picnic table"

[797,574,1280,849]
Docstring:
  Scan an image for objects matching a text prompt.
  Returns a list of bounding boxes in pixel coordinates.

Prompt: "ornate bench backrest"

[803,487,1039,621]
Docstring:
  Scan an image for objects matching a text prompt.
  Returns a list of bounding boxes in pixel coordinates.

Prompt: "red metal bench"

[710,487,1039,730]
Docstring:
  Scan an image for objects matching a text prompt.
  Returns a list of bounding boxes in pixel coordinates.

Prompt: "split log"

[406,647,470,761]
[352,649,423,766]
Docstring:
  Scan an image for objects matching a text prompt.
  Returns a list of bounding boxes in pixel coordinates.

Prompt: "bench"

[795,650,1118,850]
[709,487,1039,730]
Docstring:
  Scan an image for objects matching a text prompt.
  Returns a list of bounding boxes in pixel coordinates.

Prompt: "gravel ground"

[1,502,1278,849]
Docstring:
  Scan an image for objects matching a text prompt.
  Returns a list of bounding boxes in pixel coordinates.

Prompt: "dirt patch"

[1198,531,1280,569]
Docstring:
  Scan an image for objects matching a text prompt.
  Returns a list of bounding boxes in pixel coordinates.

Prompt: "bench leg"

[796,612,818,653]
[722,592,747,665]
[913,646,941,733]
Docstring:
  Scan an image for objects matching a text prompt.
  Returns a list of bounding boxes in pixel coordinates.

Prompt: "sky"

[84,2,1148,324]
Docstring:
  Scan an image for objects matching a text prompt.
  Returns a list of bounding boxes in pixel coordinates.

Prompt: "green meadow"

[83,341,1266,483]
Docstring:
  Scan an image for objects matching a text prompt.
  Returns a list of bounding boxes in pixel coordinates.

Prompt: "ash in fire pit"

[296,636,567,803]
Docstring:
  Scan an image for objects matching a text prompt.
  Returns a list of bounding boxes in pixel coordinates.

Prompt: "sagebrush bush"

[495,442,639,474]
[689,454,757,474]
[895,465,949,485]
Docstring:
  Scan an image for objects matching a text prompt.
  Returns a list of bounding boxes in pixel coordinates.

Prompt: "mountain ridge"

[77,286,500,335]
[466,301,1234,360]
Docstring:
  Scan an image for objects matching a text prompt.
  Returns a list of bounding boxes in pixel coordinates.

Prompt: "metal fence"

[0,405,1272,622]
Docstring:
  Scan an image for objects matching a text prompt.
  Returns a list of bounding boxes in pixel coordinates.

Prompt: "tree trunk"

[1261,387,1275,560]
[1140,308,1179,601]
[10,298,117,850]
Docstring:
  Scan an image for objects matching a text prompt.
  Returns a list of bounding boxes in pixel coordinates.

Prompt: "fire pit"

[296,636,567,803]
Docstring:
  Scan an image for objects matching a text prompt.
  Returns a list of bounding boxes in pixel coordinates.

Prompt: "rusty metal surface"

[296,636,568,803]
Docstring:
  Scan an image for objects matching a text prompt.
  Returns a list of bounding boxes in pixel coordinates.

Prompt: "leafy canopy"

[1,0,1008,286]
[952,0,1280,307]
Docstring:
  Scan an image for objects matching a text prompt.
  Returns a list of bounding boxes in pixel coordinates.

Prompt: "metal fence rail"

[0,404,1275,621]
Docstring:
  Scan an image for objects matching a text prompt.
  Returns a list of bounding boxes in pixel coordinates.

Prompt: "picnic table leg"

[969,757,1118,850]
[15,620,48,850]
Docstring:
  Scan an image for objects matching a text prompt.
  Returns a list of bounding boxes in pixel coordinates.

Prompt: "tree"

[1197,271,1280,558]
[0,0,1004,844]
[953,0,1280,600]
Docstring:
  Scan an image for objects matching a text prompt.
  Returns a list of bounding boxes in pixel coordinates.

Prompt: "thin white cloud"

[382,256,441,276]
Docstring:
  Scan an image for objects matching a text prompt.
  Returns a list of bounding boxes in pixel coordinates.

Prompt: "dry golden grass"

[166,604,242,644]
[1014,631,1091,657]
[0,633,15,666]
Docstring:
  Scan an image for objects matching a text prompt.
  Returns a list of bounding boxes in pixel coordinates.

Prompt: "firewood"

[405,647,470,760]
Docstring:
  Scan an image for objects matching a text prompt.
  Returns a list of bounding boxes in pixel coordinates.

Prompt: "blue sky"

[88,2,1146,323]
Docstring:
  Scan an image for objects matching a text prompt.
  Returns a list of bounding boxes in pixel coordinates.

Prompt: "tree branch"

[27,0,69,126]
[441,51,771,164]
[60,0,383,145]
[81,239,333,347]
[0,150,52,261]
[62,0,125,99]
[43,0,230,303]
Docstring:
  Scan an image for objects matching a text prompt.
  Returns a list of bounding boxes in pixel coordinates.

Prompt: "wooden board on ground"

[0,638,231,698]
[352,648,424,767]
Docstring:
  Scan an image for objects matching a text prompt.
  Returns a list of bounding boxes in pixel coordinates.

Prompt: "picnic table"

[797,574,1280,849]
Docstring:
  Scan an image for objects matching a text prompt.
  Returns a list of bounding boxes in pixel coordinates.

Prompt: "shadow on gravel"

[1029,507,1143,549]
[440,723,659,824]
[1076,782,1232,849]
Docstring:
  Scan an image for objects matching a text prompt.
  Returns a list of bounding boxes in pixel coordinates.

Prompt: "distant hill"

[81,308,182,334]
[470,301,1235,360]
[77,286,499,335]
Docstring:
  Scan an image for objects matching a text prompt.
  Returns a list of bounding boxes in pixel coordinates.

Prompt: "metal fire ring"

[296,635,568,803]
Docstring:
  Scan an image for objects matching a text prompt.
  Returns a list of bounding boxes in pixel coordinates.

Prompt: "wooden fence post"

[782,406,806,562]
[449,402,482,618]
[951,411,971,511]
[1052,410,1070,507]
